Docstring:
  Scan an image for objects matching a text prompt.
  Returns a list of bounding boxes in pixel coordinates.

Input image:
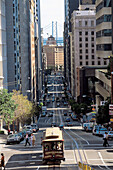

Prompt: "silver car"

[7,134,21,144]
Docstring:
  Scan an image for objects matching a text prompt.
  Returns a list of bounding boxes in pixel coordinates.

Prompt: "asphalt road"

[1,73,113,170]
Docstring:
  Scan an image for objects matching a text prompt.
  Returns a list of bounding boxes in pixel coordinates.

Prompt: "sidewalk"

[0,134,7,150]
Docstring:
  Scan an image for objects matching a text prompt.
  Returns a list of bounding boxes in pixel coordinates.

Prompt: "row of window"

[96,0,111,13]
[79,43,94,48]
[79,55,95,60]
[79,60,107,66]
[79,31,94,36]
[96,29,112,38]
[79,20,94,27]
[79,37,94,41]
[96,44,112,51]
[79,49,95,53]
[96,15,112,26]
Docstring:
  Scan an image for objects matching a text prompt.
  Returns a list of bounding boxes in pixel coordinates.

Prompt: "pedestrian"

[25,133,30,146]
[32,134,36,146]
[103,132,109,147]
[8,128,10,135]
[0,153,5,170]
[30,133,33,146]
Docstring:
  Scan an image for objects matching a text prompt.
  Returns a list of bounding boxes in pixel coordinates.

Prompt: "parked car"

[67,122,73,126]
[108,131,113,140]
[66,117,70,122]
[96,128,108,136]
[72,115,78,121]
[18,131,25,141]
[48,113,53,117]
[92,125,102,135]
[64,112,67,116]
[6,134,21,144]
[31,123,39,132]
[83,123,94,131]
[23,125,32,134]
[59,124,64,129]
[64,102,68,106]
[57,103,60,107]
[41,112,46,117]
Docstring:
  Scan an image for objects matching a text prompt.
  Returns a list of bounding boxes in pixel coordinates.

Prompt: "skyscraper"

[0,0,7,89]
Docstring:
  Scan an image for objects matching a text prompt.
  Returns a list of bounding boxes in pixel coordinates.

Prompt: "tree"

[96,101,110,124]
[0,89,17,127]
[12,90,33,125]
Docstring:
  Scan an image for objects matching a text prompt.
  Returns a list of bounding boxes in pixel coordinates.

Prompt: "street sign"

[109,104,113,115]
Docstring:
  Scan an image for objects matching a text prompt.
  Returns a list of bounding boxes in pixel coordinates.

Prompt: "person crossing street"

[25,133,30,146]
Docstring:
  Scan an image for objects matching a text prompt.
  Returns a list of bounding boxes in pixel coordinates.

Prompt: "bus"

[42,127,65,163]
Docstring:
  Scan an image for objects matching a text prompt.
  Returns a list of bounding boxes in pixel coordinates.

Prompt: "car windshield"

[109,131,113,134]
[8,135,14,138]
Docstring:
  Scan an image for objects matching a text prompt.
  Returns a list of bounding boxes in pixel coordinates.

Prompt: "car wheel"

[6,142,10,145]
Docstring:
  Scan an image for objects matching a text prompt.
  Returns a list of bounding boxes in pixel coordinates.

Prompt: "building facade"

[96,0,112,60]
[54,46,64,71]
[64,0,79,90]
[6,0,30,96]
[71,3,98,100]
[0,0,7,89]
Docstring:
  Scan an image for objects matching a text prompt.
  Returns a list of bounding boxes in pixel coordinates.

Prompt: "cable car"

[42,127,65,163]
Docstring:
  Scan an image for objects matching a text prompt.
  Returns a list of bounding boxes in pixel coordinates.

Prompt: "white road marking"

[98,152,111,170]
[32,156,37,158]
[70,129,90,145]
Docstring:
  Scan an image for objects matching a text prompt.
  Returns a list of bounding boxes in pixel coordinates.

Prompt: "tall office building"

[6,0,40,103]
[64,0,79,90]
[96,0,112,61]
[0,0,7,89]
[6,0,30,96]
[34,0,42,102]
[70,1,98,100]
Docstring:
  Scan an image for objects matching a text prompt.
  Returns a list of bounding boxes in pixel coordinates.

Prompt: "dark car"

[67,122,73,126]
[59,124,64,129]
[66,117,70,122]
[64,112,67,116]
[48,113,53,117]
[72,115,78,121]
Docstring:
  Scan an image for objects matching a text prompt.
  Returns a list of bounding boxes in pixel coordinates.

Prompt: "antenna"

[56,21,58,45]
[52,21,54,37]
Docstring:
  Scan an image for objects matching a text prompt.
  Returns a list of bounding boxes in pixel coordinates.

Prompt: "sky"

[40,0,64,38]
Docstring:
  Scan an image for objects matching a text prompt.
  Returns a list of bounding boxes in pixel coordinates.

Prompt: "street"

[1,74,113,170]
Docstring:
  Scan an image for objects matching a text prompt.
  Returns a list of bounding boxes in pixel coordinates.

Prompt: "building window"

[85,31,88,35]
[86,55,88,59]
[85,21,88,26]
[80,49,82,53]
[91,31,94,35]
[91,20,94,26]
[104,60,107,65]
[80,55,82,59]
[86,49,88,53]
[85,37,88,41]
[79,21,82,26]
[86,61,88,65]
[96,15,112,26]
[86,43,88,47]
[92,61,95,65]
[92,55,95,59]
[79,37,82,41]
[79,43,82,48]
[92,49,94,53]
[98,61,101,65]
[79,31,82,35]
[91,37,94,41]
[92,43,94,47]
[80,61,82,65]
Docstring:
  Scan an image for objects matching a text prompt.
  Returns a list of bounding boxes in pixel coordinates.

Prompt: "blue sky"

[40,0,64,38]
